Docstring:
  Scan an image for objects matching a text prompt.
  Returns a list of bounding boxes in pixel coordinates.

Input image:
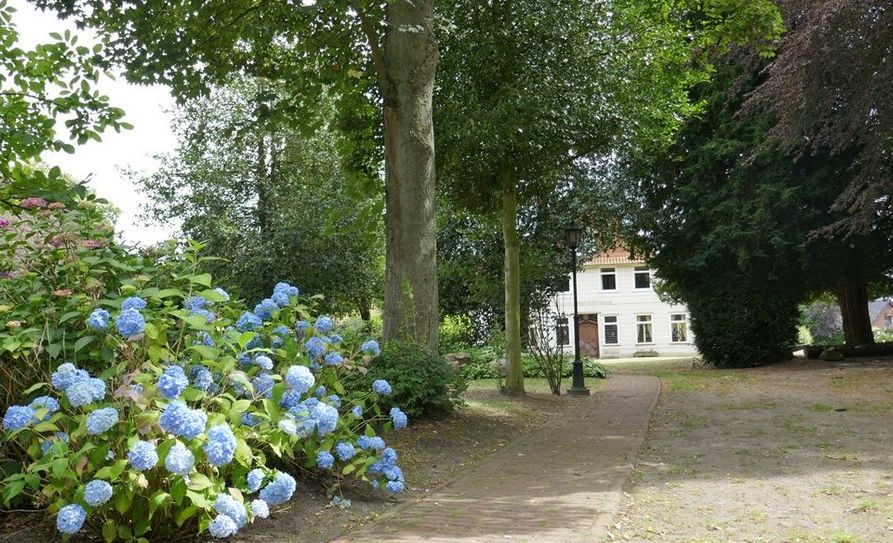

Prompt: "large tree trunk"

[378,0,439,354]
[838,278,874,345]
[502,174,524,395]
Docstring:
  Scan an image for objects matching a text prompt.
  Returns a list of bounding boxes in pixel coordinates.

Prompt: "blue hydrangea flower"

[196,331,215,347]
[278,389,302,410]
[208,514,238,538]
[56,504,86,534]
[314,385,326,398]
[331,496,352,508]
[329,333,343,345]
[387,480,406,493]
[358,435,385,451]
[305,337,327,359]
[204,424,236,467]
[128,441,158,471]
[312,403,338,435]
[51,363,89,391]
[259,472,296,506]
[190,365,214,392]
[159,401,207,440]
[295,320,311,337]
[316,450,335,469]
[314,316,334,333]
[254,355,273,371]
[3,405,33,430]
[214,493,248,528]
[236,312,262,332]
[40,432,69,454]
[28,396,59,421]
[184,296,208,312]
[129,383,144,395]
[213,287,230,301]
[327,394,342,408]
[165,441,195,476]
[238,352,252,367]
[86,308,110,330]
[351,405,363,418]
[66,377,106,407]
[323,352,343,366]
[251,499,269,519]
[372,379,392,396]
[86,407,118,435]
[84,479,113,506]
[246,469,265,493]
[115,308,146,338]
[278,418,298,436]
[271,325,290,348]
[390,407,408,430]
[361,340,381,357]
[157,365,189,399]
[253,298,278,320]
[121,296,147,311]
[192,308,216,323]
[273,282,299,298]
[284,365,315,394]
[240,412,261,427]
[252,373,274,398]
[335,442,356,461]
[271,291,289,307]
[245,334,263,350]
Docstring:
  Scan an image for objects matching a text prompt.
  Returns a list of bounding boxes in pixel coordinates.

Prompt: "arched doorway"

[578,315,599,358]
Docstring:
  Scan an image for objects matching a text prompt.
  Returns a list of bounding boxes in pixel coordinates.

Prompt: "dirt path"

[612,358,893,543]
[337,375,659,543]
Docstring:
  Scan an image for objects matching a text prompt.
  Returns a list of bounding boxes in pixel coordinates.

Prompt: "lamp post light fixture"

[565,222,590,397]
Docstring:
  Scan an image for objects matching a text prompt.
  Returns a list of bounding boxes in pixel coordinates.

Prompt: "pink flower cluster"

[0,218,10,228]
[19,197,48,209]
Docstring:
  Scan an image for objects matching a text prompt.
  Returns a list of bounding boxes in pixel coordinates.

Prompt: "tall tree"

[38,0,440,351]
[435,0,782,393]
[133,79,384,314]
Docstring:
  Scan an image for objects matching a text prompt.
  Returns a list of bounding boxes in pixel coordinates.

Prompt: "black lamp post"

[565,222,590,397]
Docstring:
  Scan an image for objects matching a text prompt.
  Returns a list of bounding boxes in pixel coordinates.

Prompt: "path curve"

[335,374,659,543]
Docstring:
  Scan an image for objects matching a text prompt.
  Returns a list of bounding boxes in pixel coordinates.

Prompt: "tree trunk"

[378,0,439,354]
[838,279,874,345]
[502,173,524,395]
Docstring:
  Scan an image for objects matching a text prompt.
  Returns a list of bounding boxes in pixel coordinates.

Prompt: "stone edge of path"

[332,374,661,543]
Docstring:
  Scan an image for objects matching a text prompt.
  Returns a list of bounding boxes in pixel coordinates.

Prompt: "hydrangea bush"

[0,245,407,541]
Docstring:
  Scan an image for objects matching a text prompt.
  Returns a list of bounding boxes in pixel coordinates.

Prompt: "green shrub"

[459,352,607,380]
[347,341,466,419]
[0,211,408,541]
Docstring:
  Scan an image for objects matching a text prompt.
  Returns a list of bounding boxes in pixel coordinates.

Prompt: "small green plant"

[346,341,467,419]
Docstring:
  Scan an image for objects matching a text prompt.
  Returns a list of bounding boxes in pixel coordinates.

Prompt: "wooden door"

[578,315,599,358]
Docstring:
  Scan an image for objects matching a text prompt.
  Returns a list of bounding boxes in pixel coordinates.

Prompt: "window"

[556,317,570,345]
[634,266,651,289]
[603,315,619,345]
[636,314,653,343]
[885,315,893,331]
[601,268,616,290]
[671,313,688,343]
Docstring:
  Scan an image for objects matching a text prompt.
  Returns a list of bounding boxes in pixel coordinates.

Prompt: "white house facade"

[551,247,698,359]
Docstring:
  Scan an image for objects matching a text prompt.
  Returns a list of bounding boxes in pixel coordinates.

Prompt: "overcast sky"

[12,0,179,245]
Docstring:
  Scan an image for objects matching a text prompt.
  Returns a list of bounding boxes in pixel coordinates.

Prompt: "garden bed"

[1,380,574,543]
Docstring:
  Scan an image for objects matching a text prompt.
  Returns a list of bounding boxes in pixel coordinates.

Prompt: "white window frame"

[602,315,619,345]
[600,267,617,291]
[636,314,653,344]
[634,266,652,290]
[670,313,689,343]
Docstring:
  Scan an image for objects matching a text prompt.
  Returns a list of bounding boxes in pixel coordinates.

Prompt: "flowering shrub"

[0,243,408,540]
[0,195,169,409]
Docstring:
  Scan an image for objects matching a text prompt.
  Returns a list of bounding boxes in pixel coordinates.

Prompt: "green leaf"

[46,343,62,359]
[102,520,116,543]
[342,464,356,475]
[73,335,95,353]
[59,311,82,324]
[188,273,213,287]
[187,473,211,491]
[175,505,197,527]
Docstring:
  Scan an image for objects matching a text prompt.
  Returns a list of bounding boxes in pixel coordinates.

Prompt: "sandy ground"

[610,358,893,543]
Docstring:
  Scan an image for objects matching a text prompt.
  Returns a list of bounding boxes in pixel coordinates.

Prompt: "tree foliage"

[134,80,383,316]
[435,0,782,390]
[0,1,128,205]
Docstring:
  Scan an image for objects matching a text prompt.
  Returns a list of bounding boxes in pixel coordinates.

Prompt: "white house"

[551,247,698,359]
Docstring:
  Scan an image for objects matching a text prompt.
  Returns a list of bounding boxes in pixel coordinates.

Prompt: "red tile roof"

[584,246,645,266]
